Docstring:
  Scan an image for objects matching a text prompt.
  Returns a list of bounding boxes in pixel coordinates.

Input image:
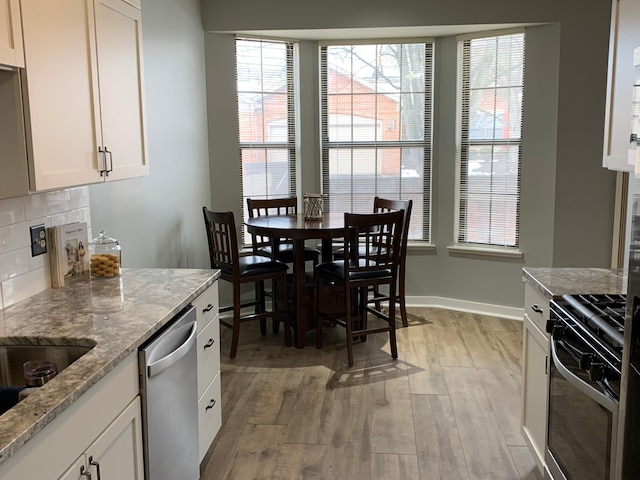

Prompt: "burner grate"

[553,293,626,356]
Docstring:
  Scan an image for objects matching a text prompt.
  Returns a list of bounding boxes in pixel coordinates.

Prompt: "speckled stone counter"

[522,267,627,299]
[0,267,219,467]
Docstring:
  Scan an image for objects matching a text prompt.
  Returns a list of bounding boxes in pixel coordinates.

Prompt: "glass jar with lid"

[89,230,122,278]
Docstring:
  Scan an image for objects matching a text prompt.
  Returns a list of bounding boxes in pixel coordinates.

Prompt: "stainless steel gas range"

[545,293,625,480]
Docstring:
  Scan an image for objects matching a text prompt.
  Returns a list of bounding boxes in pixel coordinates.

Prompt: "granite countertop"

[0,267,220,467]
[522,267,627,298]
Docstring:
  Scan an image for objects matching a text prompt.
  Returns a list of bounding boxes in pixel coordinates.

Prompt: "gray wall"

[90,0,211,270]
[202,0,617,311]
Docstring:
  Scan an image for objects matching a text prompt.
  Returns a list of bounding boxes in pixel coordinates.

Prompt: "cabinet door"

[198,371,222,462]
[94,0,148,181]
[86,397,145,480]
[521,314,548,473]
[0,0,23,67]
[604,0,640,171]
[20,0,102,190]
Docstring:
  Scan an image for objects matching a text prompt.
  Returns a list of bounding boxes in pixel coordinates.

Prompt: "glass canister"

[89,230,122,278]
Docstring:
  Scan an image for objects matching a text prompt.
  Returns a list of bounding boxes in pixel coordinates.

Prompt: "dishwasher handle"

[147,321,197,378]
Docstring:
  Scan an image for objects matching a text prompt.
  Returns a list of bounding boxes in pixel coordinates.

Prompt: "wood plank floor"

[201,307,542,480]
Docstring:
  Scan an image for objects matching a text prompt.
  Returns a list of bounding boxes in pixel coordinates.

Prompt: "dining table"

[245,212,345,348]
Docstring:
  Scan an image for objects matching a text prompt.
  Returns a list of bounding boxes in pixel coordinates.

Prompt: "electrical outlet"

[30,224,47,256]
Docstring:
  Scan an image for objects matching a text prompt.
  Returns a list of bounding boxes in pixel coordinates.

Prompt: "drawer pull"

[89,456,101,480]
[203,304,214,313]
[206,398,216,410]
[80,466,92,478]
[531,304,543,314]
[204,338,215,349]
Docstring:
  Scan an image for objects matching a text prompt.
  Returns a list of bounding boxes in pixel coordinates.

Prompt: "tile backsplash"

[0,187,91,309]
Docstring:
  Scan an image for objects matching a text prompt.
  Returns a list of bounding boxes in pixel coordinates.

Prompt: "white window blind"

[457,32,525,249]
[320,41,433,242]
[235,38,297,242]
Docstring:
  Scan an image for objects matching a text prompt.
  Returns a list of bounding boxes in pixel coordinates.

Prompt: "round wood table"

[245,213,345,348]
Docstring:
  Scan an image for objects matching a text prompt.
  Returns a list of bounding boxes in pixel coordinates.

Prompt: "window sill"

[407,242,437,252]
[447,245,523,259]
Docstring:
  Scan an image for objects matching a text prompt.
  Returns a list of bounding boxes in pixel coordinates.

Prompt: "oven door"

[545,333,619,480]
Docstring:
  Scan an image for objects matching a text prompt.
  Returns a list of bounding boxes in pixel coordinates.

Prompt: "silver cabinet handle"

[531,304,543,314]
[203,304,214,313]
[203,338,215,349]
[104,147,113,177]
[98,146,106,177]
[89,456,101,480]
[205,398,216,410]
[80,465,92,478]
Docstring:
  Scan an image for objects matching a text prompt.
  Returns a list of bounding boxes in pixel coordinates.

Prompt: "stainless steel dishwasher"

[139,305,199,480]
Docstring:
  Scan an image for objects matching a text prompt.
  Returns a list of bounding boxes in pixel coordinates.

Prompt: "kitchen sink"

[0,340,96,388]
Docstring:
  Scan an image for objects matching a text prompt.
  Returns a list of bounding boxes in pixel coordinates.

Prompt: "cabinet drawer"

[198,371,221,463]
[197,315,220,398]
[524,284,550,334]
[194,283,218,334]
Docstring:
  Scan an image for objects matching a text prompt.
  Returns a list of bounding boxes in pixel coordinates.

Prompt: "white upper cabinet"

[603,0,640,172]
[93,0,148,182]
[0,0,24,67]
[0,0,147,196]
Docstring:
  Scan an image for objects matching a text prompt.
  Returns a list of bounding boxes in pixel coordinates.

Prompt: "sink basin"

[0,340,96,388]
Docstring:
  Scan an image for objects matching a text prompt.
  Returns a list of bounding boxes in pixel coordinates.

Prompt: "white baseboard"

[405,295,524,321]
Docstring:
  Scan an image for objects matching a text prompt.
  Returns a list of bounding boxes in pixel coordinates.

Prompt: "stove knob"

[579,353,593,370]
[589,362,605,382]
[552,325,565,341]
[545,319,555,334]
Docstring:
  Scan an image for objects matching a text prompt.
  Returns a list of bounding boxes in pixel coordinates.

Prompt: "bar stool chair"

[203,207,290,358]
[246,197,320,267]
[333,197,413,326]
[315,210,404,366]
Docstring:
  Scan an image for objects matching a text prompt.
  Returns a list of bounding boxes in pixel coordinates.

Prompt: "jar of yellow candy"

[89,230,122,278]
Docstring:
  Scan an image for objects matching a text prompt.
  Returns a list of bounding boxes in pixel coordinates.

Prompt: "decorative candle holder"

[303,193,324,220]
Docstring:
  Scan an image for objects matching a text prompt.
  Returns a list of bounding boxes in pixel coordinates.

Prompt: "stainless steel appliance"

[545,294,625,480]
[139,305,199,480]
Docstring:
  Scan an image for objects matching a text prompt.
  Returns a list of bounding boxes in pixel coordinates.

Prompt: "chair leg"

[388,289,398,360]
[279,273,292,347]
[398,265,408,327]
[372,285,382,312]
[359,287,367,343]
[230,284,242,359]
[256,280,267,336]
[315,276,324,349]
[272,276,280,334]
[345,285,354,367]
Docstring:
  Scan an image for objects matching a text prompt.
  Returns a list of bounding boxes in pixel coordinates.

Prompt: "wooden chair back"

[343,210,404,286]
[246,197,298,253]
[202,208,240,277]
[373,197,413,258]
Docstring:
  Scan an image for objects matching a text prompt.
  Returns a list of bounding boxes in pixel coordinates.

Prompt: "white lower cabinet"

[521,281,550,474]
[58,397,144,480]
[194,281,222,463]
[0,353,142,480]
[199,371,222,462]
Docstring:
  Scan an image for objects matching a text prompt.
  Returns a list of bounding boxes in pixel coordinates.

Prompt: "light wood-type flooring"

[201,307,541,480]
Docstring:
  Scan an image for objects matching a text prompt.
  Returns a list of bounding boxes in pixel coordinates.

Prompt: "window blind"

[457,32,525,249]
[235,38,297,243]
[320,41,433,242]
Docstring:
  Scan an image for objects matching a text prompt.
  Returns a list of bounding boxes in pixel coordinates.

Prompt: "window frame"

[235,37,298,245]
[453,28,525,255]
[319,38,435,243]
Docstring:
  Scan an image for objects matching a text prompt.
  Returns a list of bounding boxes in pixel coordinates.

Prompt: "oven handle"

[550,339,618,412]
